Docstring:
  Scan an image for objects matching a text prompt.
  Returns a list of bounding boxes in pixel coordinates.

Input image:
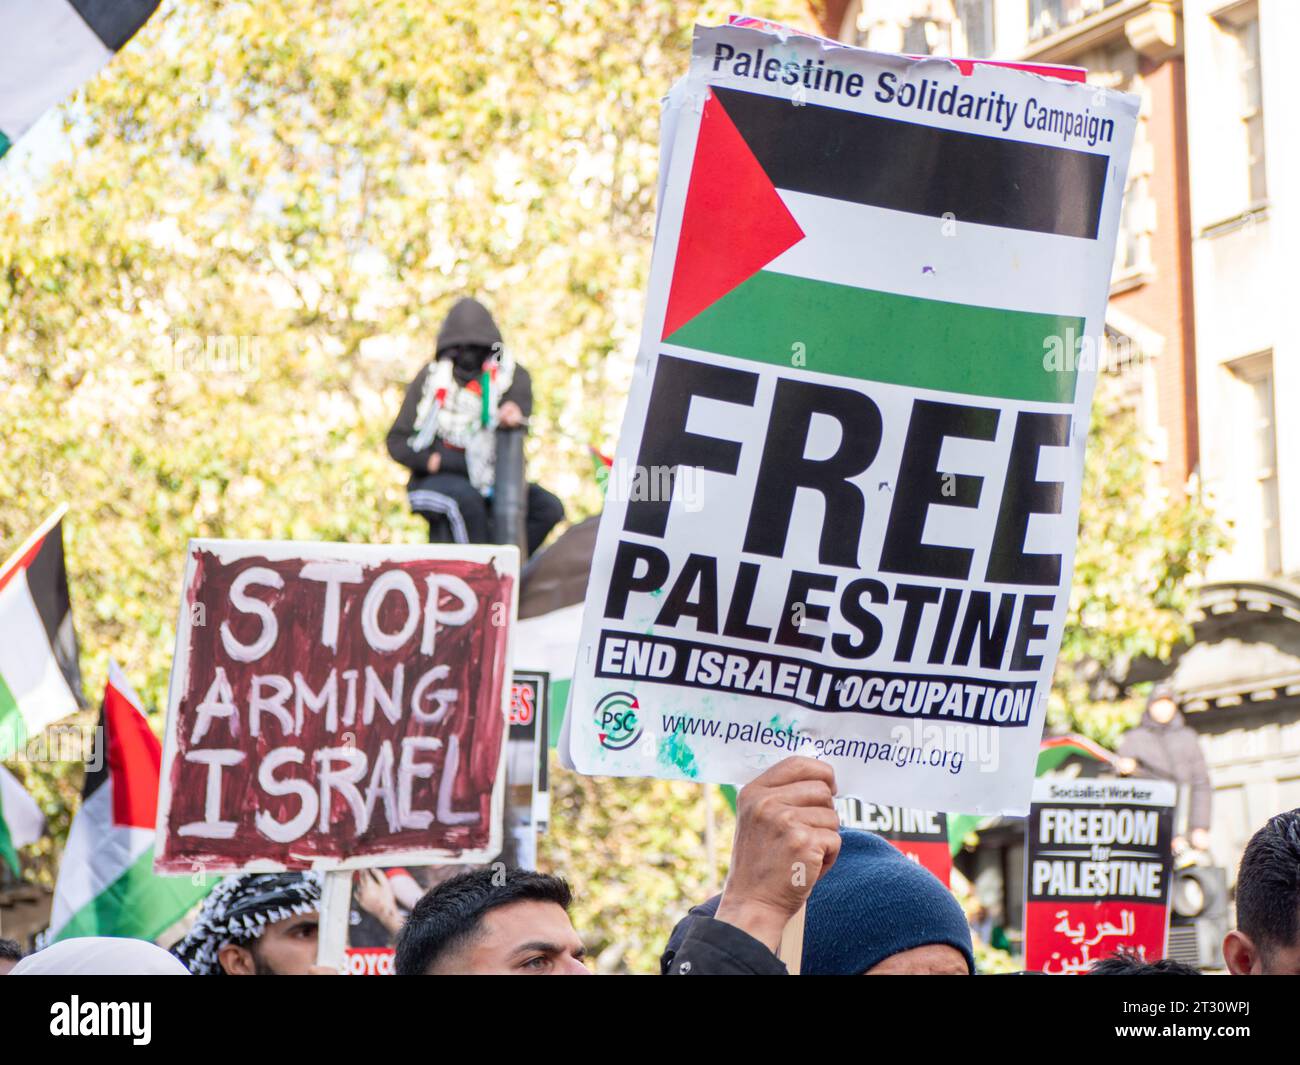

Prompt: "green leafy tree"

[0,0,808,959]
[0,1,1223,970]
[1049,375,1226,747]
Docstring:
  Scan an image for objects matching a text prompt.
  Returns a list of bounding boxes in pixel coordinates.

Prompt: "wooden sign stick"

[316,869,353,972]
[778,902,807,975]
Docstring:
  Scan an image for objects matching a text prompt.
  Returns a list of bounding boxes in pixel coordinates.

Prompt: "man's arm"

[1186,740,1214,837]
[663,757,840,974]
[500,364,533,420]
[386,365,439,474]
[662,915,788,976]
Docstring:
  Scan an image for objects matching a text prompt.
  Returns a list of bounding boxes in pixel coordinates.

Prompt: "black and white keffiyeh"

[172,872,322,976]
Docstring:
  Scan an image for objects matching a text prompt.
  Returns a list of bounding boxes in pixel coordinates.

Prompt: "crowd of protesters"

[3,299,1297,977]
[3,756,1297,976]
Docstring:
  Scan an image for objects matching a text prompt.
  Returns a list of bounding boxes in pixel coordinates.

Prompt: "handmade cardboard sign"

[154,540,518,873]
[566,22,1138,815]
[1023,778,1176,974]
[342,671,550,975]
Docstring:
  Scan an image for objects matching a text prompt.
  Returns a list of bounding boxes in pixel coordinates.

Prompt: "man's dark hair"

[1089,950,1200,975]
[1236,808,1300,959]
[0,937,23,963]
[394,868,572,975]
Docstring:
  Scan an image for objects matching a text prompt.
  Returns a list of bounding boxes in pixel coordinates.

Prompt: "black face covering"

[442,344,493,386]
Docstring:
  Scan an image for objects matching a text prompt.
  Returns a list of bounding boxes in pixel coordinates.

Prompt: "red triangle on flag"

[103,669,163,831]
[661,90,806,340]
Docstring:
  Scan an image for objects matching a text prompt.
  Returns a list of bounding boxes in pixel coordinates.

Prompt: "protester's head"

[0,937,23,975]
[436,297,503,385]
[10,937,189,975]
[1145,681,1180,725]
[172,871,322,976]
[395,867,587,975]
[1089,950,1200,975]
[1223,808,1300,975]
[668,829,975,975]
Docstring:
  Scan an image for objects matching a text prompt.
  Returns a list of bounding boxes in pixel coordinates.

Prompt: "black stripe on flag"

[82,700,110,799]
[25,523,86,709]
[713,86,1110,240]
[68,0,161,52]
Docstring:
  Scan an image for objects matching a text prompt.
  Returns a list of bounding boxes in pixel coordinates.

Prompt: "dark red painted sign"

[155,541,517,873]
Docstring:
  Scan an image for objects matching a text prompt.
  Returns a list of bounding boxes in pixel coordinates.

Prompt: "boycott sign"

[566,22,1137,814]
[1024,778,1176,974]
[155,540,518,872]
[835,798,951,884]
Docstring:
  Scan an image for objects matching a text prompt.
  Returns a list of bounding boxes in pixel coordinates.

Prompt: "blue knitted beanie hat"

[801,829,974,975]
[666,828,975,974]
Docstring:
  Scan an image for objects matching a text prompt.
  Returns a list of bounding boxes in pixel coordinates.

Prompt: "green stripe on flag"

[0,672,28,757]
[0,130,11,159]
[548,678,569,749]
[54,846,213,944]
[0,788,18,877]
[666,271,1082,405]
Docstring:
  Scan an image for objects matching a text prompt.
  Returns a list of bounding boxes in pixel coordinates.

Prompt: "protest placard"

[567,21,1138,815]
[154,540,518,873]
[342,670,549,974]
[1023,778,1176,974]
[835,798,951,884]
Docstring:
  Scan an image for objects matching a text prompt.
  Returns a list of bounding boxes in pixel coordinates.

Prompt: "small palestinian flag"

[48,662,210,942]
[0,506,84,753]
[661,84,1105,405]
[0,765,46,877]
[0,0,161,160]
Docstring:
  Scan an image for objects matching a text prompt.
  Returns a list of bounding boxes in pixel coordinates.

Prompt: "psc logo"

[594,691,642,751]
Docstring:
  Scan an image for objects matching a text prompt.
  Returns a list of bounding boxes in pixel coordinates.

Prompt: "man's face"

[429,900,589,975]
[1223,928,1300,975]
[863,943,970,975]
[1148,698,1178,725]
[219,913,319,976]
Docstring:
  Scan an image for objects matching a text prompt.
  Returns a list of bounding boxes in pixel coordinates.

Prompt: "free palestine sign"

[566,22,1138,816]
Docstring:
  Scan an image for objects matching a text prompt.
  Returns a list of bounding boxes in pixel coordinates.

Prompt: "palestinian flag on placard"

[0,506,85,754]
[0,765,46,877]
[0,0,161,160]
[48,662,210,942]
[661,82,1107,405]
[517,516,600,748]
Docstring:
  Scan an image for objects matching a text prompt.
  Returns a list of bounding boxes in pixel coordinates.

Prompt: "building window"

[1029,0,1121,44]
[957,0,996,57]
[1115,171,1149,276]
[1228,353,1281,576]
[902,18,932,54]
[1215,4,1267,206]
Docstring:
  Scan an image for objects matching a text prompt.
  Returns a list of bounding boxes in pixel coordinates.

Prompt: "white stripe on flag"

[1,765,45,849]
[48,783,153,938]
[768,190,1111,318]
[0,0,114,143]
[0,568,80,736]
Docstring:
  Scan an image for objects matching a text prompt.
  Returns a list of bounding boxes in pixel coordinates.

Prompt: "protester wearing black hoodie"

[387,298,563,554]
[1117,682,1213,852]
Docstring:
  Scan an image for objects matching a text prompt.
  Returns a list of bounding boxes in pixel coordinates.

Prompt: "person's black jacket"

[386,361,533,484]
[1117,708,1212,832]
[661,908,786,975]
